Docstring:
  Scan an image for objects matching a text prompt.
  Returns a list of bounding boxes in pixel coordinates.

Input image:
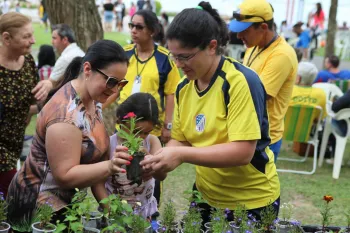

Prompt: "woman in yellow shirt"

[141,1,280,223]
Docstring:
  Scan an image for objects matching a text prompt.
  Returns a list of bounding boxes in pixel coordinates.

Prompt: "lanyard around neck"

[246,34,279,67]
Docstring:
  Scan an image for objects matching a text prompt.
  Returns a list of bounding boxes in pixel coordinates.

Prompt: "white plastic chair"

[318,108,350,179]
[312,83,343,102]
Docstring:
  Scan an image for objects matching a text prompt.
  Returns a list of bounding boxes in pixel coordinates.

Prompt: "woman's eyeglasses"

[232,12,266,22]
[128,23,145,31]
[169,50,201,63]
[95,69,128,89]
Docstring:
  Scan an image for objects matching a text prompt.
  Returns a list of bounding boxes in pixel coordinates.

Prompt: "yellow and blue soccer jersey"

[118,44,181,136]
[172,56,280,210]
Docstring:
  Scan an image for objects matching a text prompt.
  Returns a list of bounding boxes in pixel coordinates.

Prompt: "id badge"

[131,75,142,94]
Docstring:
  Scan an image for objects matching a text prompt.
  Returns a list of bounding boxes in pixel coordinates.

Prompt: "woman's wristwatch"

[164,122,172,130]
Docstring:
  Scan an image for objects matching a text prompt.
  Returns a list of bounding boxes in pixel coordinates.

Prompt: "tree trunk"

[324,0,338,65]
[45,0,103,52]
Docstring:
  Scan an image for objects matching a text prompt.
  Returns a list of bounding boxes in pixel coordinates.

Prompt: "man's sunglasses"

[128,23,145,31]
[95,69,128,89]
[232,12,266,22]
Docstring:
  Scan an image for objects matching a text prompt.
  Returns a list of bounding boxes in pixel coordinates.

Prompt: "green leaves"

[118,115,144,156]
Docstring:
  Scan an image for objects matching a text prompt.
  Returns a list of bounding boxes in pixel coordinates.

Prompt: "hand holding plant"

[118,112,146,185]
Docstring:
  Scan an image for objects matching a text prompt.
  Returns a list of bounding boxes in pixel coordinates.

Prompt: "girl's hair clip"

[196,6,203,10]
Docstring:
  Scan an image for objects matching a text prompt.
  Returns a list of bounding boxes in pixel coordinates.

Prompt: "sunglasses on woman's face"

[95,69,128,89]
[128,22,145,31]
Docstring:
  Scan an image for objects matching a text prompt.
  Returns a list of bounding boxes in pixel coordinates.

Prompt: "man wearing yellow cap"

[229,0,298,161]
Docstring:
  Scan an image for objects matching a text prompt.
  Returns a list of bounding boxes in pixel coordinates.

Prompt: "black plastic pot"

[126,151,145,186]
[301,225,341,233]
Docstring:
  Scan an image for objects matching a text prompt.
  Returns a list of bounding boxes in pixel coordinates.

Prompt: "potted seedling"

[31,202,57,233]
[157,200,179,233]
[118,112,146,186]
[181,206,203,233]
[126,214,152,233]
[315,195,335,233]
[181,190,207,229]
[100,194,133,233]
[58,189,101,233]
[229,204,248,233]
[275,202,300,233]
[258,202,278,233]
[0,192,10,233]
[206,208,232,233]
[80,195,103,229]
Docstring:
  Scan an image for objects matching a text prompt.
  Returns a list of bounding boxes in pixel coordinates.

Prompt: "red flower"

[123,112,136,119]
[323,195,333,203]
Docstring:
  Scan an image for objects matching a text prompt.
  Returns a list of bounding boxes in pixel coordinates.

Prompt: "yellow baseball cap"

[229,0,274,33]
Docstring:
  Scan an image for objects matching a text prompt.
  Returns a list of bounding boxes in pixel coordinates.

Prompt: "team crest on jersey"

[195,114,206,132]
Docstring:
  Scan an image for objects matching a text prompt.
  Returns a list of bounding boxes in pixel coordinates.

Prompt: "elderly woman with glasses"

[7,40,131,227]
[0,12,51,198]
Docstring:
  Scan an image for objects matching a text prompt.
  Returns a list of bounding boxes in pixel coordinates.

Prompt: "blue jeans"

[270,139,282,163]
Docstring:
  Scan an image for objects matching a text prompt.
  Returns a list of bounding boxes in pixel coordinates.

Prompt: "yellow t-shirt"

[243,36,298,144]
[118,44,181,136]
[290,85,327,119]
[172,56,280,210]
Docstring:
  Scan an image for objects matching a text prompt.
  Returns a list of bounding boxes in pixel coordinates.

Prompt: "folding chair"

[328,79,350,93]
[277,105,323,175]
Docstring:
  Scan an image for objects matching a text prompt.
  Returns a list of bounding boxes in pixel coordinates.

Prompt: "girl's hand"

[108,146,132,175]
[140,147,183,173]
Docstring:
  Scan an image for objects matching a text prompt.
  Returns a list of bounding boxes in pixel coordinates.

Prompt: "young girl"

[104,92,165,219]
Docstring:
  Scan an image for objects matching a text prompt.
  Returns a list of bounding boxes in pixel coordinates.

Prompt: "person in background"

[15,3,20,13]
[137,0,144,11]
[143,0,152,11]
[129,2,136,17]
[339,21,349,31]
[160,12,169,32]
[141,1,280,222]
[0,12,50,197]
[103,0,114,33]
[115,0,126,32]
[0,0,10,15]
[314,55,350,83]
[290,59,326,117]
[38,1,48,32]
[49,24,85,85]
[229,0,298,161]
[293,22,311,60]
[311,2,325,31]
[38,45,56,81]
[7,40,130,227]
[280,20,294,42]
